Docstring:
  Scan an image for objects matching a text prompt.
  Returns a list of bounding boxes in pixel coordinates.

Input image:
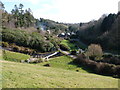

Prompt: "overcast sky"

[2,0,120,23]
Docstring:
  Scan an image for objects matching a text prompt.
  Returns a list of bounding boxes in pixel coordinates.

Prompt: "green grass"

[60,40,78,51]
[2,60,119,88]
[0,50,2,60]
[39,56,90,73]
[2,50,30,62]
[0,50,2,89]
[1,50,119,88]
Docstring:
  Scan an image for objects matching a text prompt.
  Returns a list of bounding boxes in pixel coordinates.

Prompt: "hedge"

[74,54,120,78]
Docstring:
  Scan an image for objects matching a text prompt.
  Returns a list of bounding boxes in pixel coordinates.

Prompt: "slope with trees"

[75,13,120,53]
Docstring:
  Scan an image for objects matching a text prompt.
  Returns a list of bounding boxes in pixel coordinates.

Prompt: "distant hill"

[1,1,120,53]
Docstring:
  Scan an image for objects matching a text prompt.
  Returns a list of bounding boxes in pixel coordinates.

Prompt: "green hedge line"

[74,54,120,78]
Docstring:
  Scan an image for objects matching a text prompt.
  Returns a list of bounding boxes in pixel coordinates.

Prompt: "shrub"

[74,54,120,77]
[20,47,25,53]
[9,43,16,48]
[102,54,113,58]
[100,63,114,75]
[2,28,55,52]
[9,43,35,55]
[71,50,77,55]
[24,48,30,54]
[13,46,20,52]
[74,54,86,63]
[87,60,97,70]
[85,44,103,60]
[2,42,9,47]
[101,55,120,65]
[59,44,70,51]
[114,66,120,77]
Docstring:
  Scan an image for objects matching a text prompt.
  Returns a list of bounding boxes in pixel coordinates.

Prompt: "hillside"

[3,50,30,62]
[75,13,120,53]
[1,1,120,89]
[1,1,120,54]
[39,56,90,73]
[1,50,119,88]
[2,60,118,88]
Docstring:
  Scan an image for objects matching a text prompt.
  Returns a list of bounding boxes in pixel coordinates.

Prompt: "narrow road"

[58,48,77,59]
[43,52,59,59]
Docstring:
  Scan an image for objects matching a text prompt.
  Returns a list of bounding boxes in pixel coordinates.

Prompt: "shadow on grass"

[68,60,94,73]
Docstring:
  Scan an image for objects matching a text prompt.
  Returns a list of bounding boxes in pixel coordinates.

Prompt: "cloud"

[33,0,119,23]
[2,0,44,4]
[3,0,119,23]
[28,0,40,4]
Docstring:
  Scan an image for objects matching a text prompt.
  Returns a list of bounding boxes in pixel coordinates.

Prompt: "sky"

[2,0,120,23]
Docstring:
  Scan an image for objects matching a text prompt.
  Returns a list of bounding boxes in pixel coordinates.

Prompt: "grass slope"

[0,65,1,89]
[2,61,118,88]
[39,56,90,73]
[60,40,78,51]
[3,50,30,62]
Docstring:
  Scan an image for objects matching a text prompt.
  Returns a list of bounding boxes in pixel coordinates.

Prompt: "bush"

[85,44,103,60]
[9,43,35,55]
[74,54,120,77]
[100,63,114,75]
[113,66,120,77]
[100,55,120,65]
[59,44,70,51]
[13,46,20,52]
[2,42,9,47]
[102,54,113,58]
[74,54,86,63]
[2,29,55,52]
[9,43,16,48]
[71,50,77,55]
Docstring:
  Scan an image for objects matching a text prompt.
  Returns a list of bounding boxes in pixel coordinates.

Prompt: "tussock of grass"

[2,60,118,88]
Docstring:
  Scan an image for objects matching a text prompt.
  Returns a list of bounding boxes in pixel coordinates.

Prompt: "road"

[58,48,77,59]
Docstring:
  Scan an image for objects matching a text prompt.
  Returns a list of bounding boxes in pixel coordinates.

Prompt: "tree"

[68,25,78,32]
[10,4,35,28]
[24,8,35,27]
[101,14,116,32]
[0,1,5,10]
[85,44,103,60]
[18,3,24,27]
[11,5,19,27]
[79,23,83,27]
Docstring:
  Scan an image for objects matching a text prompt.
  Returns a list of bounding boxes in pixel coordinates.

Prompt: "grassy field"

[0,50,2,89]
[39,56,90,73]
[60,40,78,51]
[2,50,30,62]
[2,60,119,88]
[1,50,119,88]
